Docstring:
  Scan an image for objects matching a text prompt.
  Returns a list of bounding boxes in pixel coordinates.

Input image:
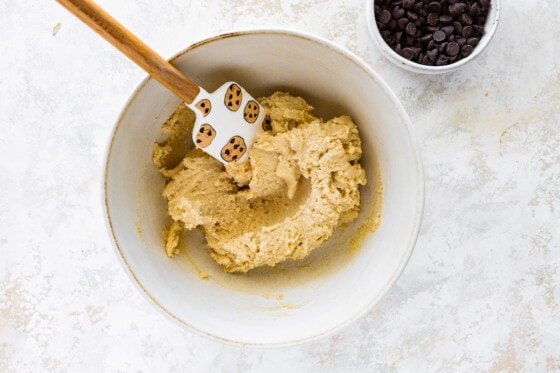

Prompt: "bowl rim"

[366,0,501,74]
[102,28,425,347]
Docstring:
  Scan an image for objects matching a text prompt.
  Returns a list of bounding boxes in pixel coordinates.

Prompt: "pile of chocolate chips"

[374,0,491,66]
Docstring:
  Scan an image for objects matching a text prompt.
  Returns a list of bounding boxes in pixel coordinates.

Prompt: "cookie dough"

[153,92,367,273]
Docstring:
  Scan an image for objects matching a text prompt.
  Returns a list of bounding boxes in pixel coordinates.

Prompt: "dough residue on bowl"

[153,92,367,273]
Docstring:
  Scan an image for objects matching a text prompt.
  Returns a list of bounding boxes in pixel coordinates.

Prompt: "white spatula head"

[187,82,266,164]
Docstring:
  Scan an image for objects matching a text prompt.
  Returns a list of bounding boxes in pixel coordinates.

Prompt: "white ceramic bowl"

[104,29,424,346]
[366,0,501,74]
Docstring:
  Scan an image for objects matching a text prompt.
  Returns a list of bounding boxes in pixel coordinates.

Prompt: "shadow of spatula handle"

[56,0,200,104]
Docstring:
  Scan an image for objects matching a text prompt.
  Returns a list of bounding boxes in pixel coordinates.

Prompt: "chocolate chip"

[427,2,442,13]
[462,44,474,57]
[452,21,463,34]
[435,54,449,65]
[401,47,414,60]
[419,33,433,44]
[381,30,391,42]
[411,47,422,58]
[427,48,439,62]
[398,17,409,30]
[439,15,453,24]
[467,37,479,47]
[403,0,415,10]
[433,30,446,42]
[462,25,473,38]
[405,22,417,36]
[427,12,439,26]
[449,3,467,16]
[407,11,419,22]
[379,9,392,24]
[446,41,460,56]
[427,25,440,33]
[422,55,435,65]
[441,25,455,37]
[470,3,481,16]
[460,13,473,26]
[414,2,425,16]
[473,25,484,36]
[392,7,406,19]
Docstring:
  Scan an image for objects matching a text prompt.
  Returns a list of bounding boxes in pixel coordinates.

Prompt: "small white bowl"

[366,0,500,74]
[104,29,424,346]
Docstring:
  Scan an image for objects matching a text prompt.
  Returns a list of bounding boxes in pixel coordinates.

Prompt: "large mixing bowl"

[104,29,424,346]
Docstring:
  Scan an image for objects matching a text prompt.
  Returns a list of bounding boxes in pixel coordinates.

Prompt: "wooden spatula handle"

[57,0,200,103]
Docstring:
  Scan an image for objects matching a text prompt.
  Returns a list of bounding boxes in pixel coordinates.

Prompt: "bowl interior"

[105,30,423,345]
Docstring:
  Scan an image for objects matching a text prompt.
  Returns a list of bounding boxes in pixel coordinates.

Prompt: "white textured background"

[1,0,559,371]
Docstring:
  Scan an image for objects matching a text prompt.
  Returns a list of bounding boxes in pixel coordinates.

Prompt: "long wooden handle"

[57,0,200,103]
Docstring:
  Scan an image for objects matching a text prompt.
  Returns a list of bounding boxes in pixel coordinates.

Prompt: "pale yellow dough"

[153,92,366,273]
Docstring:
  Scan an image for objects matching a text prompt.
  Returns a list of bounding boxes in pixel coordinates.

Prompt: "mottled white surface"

[1,0,559,371]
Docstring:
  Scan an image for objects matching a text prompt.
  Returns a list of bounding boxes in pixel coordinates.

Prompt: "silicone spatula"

[57,0,266,164]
